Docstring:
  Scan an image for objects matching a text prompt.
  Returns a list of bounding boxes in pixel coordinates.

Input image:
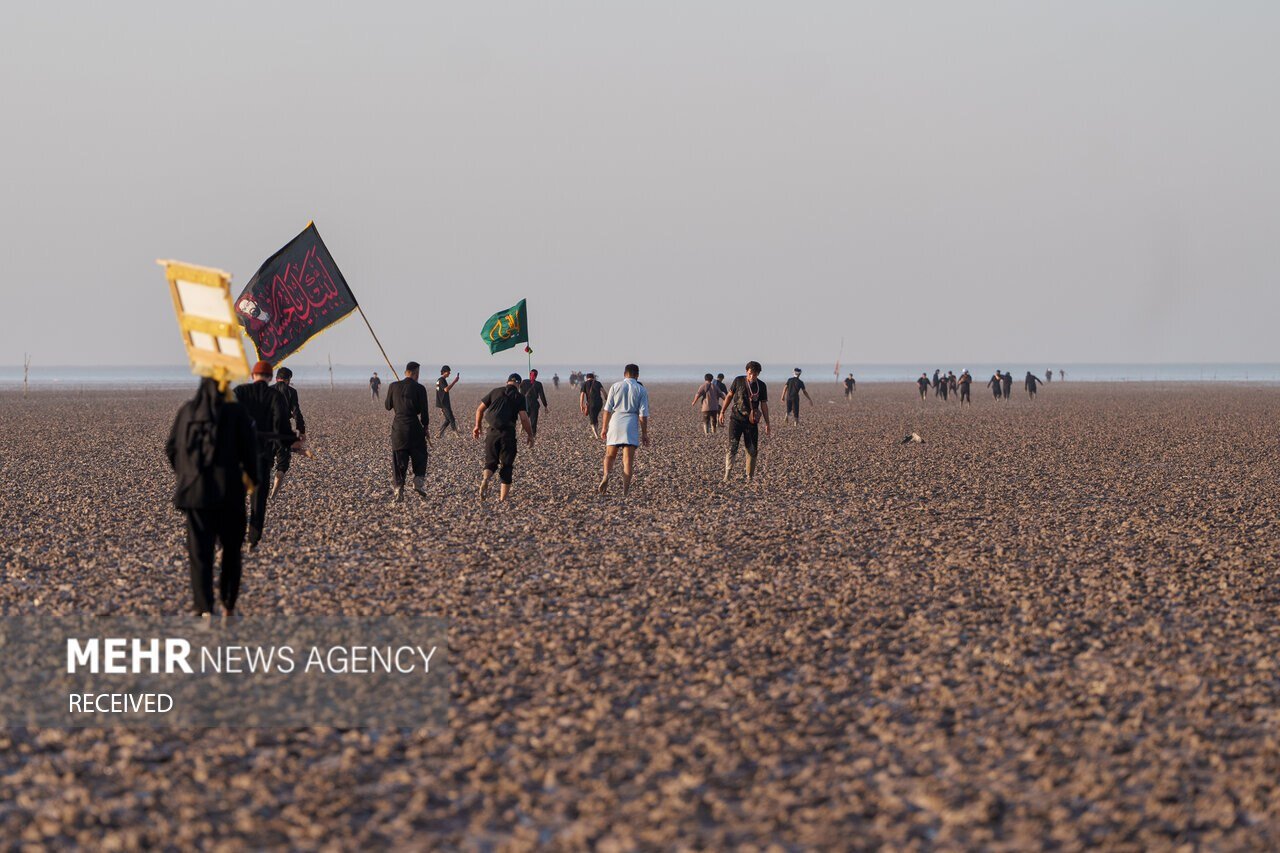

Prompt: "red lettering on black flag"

[234,223,358,364]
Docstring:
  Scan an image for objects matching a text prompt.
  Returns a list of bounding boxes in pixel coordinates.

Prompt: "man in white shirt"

[598,364,650,496]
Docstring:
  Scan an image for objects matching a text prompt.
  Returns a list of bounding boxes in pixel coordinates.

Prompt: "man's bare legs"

[725,447,758,482]
[621,446,635,496]
[600,445,637,496]
[480,470,513,502]
[600,445,617,494]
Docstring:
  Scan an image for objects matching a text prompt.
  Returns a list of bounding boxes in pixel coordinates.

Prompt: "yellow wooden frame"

[157,259,250,389]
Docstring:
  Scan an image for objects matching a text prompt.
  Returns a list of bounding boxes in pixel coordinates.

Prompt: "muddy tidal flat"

[1,381,1278,849]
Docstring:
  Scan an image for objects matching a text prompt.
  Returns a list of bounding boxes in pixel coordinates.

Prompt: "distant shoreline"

[3,362,1279,386]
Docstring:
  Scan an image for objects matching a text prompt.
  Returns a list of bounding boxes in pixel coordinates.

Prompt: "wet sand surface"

[1,382,1278,849]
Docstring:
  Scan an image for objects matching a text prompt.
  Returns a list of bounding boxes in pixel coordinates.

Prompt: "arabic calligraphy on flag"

[234,223,358,364]
[480,299,529,355]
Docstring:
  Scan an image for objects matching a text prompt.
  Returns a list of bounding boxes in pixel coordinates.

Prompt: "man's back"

[483,384,527,430]
[582,379,604,408]
[387,378,428,420]
[166,391,258,509]
[234,382,291,447]
[275,382,305,433]
[698,380,722,410]
[606,378,648,415]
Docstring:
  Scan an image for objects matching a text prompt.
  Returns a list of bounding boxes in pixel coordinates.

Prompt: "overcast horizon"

[2,3,1277,368]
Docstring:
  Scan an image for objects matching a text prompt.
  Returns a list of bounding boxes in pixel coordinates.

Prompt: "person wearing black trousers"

[435,365,461,437]
[271,366,306,498]
[386,361,431,502]
[520,368,550,437]
[166,377,259,627]
[234,361,296,550]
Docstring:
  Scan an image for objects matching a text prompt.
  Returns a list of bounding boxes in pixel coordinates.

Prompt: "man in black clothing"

[552,373,560,390]
[435,365,461,437]
[385,361,430,502]
[718,361,771,482]
[781,368,813,424]
[844,374,855,399]
[1025,371,1043,398]
[520,368,550,437]
[1000,371,1013,401]
[370,372,382,400]
[957,370,972,406]
[168,378,260,626]
[234,360,296,550]
[714,373,728,396]
[987,372,1003,400]
[474,373,535,502]
[579,371,605,438]
[917,373,930,400]
[271,366,306,498]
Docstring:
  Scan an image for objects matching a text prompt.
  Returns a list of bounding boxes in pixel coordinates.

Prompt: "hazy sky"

[2,2,1276,368]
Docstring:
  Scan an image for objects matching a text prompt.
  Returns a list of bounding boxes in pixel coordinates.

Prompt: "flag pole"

[357,305,399,380]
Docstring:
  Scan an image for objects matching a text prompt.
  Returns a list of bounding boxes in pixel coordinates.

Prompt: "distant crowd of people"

[916,368,1063,404]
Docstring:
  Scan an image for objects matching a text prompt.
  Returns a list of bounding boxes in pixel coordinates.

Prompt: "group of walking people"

[917,368,1048,405]
[165,359,789,623]
[380,363,652,502]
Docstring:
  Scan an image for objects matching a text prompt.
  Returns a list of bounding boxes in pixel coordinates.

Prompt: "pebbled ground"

[1,380,1277,850]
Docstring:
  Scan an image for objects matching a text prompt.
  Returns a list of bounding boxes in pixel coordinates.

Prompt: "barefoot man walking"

[718,361,771,483]
[474,373,535,502]
[598,364,650,496]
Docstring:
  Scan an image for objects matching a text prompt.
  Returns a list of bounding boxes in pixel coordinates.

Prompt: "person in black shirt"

[781,368,812,424]
[718,361,770,482]
[917,373,930,400]
[987,372,1003,400]
[579,372,605,437]
[552,373,560,390]
[370,372,382,400]
[474,373,534,502]
[844,374,855,399]
[271,366,306,498]
[520,368,550,437]
[1025,371,1043,398]
[1000,371,1013,401]
[234,361,296,550]
[957,370,972,406]
[714,373,728,396]
[385,361,431,502]
[166,378,259,626]
[435,365,461,437]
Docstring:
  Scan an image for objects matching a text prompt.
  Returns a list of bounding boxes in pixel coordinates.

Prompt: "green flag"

[480,298,529,355]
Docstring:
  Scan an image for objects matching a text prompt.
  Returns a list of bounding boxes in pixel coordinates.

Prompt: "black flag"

[234,223,358,364]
